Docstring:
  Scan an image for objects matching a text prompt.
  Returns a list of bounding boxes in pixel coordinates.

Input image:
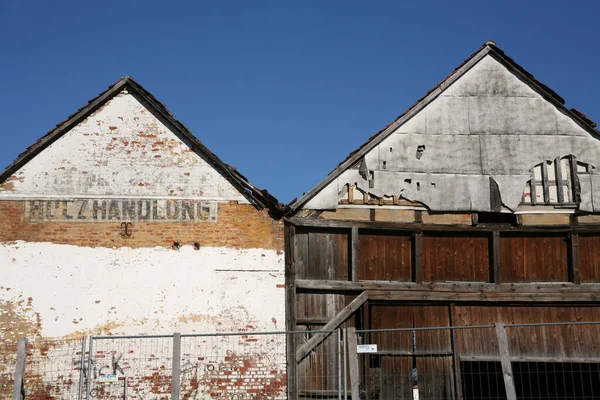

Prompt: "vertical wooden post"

[449,304,463,400]
[541,161,550,205]
[285,223,297,400]
[495,323,517,400]
[492,231,501,284]
[351,227,358,282]
[171,333,181,400]
[555,157,564,204]
[570,232,581,284]
[345,328,360,400]
[414,232,423,283]
[13,338,27,400]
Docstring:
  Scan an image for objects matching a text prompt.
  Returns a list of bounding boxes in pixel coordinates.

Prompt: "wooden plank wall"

[422,234,489,282]
[295,227,586,284]
[357,231,412,281]
[499,235,568,282]
[578,234,600,283]
[454,305,600,359]
[368,305,452,399]
[295,227,348,280]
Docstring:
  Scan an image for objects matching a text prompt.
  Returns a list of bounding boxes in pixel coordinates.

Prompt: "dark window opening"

[513,361,600,400]
[477,212,517,225]
[461,361,600,400]
[461,361,506,400]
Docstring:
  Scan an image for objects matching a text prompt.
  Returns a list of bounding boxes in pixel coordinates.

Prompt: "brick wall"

[0,200,283,251]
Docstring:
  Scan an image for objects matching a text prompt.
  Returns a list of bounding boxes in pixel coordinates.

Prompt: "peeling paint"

[305,54,600,213]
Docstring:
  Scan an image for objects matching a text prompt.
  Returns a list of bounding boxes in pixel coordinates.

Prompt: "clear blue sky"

[1,1,599,204]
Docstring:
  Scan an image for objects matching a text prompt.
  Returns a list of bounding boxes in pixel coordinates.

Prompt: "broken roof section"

[0,76,283,217]
[286,41,600,215]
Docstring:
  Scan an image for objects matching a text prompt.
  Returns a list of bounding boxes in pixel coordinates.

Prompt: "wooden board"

[578,234,600,283]
[295,228,349,280]
[422,234,489,282]
[499,234,568,282]
[453,305,600,360]
[357,231,412,281]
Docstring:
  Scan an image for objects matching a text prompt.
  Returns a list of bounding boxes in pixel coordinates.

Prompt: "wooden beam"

[296,280,600,302]
[530,176,537,205]
[555,157,564,204]
[296,292,369,362]
[297,279,598,293]
[571,233,581,284]
[495,322,517,400]
[461,355,600,363]
[493,231,501,284]
[287,216,598,233]
[351,226,358,282]
[414,232,423,283]
[541,161,550,205]
[284,223,297,400]
[367,289,600,302]
[346,327,361,400]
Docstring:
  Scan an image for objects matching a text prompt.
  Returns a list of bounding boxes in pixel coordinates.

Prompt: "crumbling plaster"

[0,90,247,202]
[0,241,284,337]
[305,55,600,212]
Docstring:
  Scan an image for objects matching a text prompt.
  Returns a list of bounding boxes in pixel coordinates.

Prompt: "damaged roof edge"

[284,41,600,216]
[0,76,284,218]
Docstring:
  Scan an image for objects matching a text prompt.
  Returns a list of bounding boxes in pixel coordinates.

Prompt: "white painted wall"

[1,241,284,337]
[0,90,247,202]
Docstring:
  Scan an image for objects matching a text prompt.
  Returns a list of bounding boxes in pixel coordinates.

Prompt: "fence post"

[78,336,86,400]
[495,322,517,400]
[172,333,181,400]
[12,338,27,400]
[337,329,342,400]
[86,336,93,400]
[345,328,360,400]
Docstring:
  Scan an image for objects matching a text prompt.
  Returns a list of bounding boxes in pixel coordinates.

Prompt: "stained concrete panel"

[469,97,558,135]
[378,133,482,174]
[425,96,470,135]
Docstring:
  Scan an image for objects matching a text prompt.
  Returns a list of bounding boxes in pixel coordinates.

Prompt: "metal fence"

[352,321,600,400]
[5,322,600,399]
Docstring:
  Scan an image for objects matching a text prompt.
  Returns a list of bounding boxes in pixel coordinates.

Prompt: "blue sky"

[1,1,599,203]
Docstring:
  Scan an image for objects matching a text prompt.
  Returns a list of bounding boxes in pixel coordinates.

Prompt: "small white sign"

[98,374,118,383]
[357,344,377,353]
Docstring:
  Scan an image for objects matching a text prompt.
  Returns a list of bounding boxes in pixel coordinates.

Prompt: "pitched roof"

[285,41,600,215]
[0,76,283,217]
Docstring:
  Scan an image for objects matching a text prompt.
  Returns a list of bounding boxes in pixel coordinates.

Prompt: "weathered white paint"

[0,241,284,337]
[305,54,600,212]
[0,90,248,203]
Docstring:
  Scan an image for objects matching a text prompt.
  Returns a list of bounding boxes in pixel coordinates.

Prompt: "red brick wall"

[0,200,283,251]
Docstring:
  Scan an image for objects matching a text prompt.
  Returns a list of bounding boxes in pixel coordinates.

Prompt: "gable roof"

[0,76,283,217]
[285,41,600,216]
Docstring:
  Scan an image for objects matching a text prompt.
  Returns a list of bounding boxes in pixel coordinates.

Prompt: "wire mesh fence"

[23,337,85,400]
[294,329,342,399]
[5,321,600,400]
[88,335,173,399]
[180,331,288,399]
[0,342,18,399]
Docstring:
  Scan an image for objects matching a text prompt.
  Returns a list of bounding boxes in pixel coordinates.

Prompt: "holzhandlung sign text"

[25,199,218,222]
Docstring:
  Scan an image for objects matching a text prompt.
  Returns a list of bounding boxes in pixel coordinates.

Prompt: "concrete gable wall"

[306,55,600,212]
[0,89,247,202]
